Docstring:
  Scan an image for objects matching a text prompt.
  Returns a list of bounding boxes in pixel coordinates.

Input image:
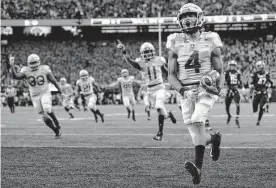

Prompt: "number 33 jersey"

[20,65,51,96]
[166,31,223,85]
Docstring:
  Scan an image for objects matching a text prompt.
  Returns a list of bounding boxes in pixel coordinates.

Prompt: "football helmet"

[256,61,265,72]
[177,3,205,33]
[140,42,156,61]
[60,77,67,85]
[121,69,129,78]
[79,69,89,81]
[27,54,41,70]
[228,60,237,71]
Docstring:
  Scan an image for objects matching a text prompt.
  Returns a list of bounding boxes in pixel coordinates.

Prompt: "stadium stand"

[1,0,276,19]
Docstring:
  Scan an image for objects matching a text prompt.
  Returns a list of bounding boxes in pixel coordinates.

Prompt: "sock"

[64,107,69,112]
[90,109,98,120]
[132,110,136,120]
[158,114,165,134]
[69,112,74,118]
[127,107,131,116]
[179,106,182,111]
[43,117,57,133]
[226,104,231,117]
[236,105,240,117]
[266,104,269,113]
[95,109,102,116]
[258,108,264,122]
[48,112,60,128]
[195,145,205,170]
[147,110,150,118]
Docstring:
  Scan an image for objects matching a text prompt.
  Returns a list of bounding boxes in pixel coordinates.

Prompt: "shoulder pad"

[130,76,135,80]
[158,56,166,64]
[76,79,81,85]
[20,66,30,73]
[41,65,51,72]
[237,70,242,74]
[204,31,223,48]
[89,76,95,82]
[117,77,122,81]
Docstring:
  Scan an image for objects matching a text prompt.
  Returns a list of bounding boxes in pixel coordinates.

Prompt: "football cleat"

[210,131,222,161]
[132,111,136,122]
[168,111,177,124]
[184,161,202,184]
[235,119,240,128]
[153,132,163,141]
[226,115,231,125]
[54,128,61,138]
[256,121,260,126]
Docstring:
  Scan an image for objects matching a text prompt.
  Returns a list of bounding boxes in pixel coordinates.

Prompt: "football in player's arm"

[9,54,62,137]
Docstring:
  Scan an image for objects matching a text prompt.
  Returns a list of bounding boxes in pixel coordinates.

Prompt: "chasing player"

[117,41,177,141]
[9,54,62,138]
[60,77,75,118]
[167,3,223,184]
[250,61,274,126]
[108,69,141,121]
[76,69,104,123]
[5,84,16,114]
[224,60,244,128]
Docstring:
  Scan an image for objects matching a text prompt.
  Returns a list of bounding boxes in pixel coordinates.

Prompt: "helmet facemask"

[256,62,265,72]
[28,60,40,71]
[141,49,155,61]
[121,70,129,78]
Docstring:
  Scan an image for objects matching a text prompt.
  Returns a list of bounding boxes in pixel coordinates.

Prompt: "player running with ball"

[167,3,224,184]
[117,41,177,141]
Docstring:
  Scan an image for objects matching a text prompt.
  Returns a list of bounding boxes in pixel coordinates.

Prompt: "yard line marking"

[2,146,276,149]
[34,113,275,121]
[2,133,276,136]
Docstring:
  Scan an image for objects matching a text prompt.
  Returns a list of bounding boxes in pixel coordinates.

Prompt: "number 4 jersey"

[20,65,51,96]
[166,31,223,85]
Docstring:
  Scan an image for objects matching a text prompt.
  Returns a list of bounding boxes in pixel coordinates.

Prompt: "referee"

[6,84,16,113]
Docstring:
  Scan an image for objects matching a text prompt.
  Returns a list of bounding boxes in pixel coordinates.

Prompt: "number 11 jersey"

[135,56,166,87]
[166,31,223,85]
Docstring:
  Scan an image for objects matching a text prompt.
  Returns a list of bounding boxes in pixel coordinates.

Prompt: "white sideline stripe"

[2,146,276,149]
[2,133,276,136]
[35,113,275,121]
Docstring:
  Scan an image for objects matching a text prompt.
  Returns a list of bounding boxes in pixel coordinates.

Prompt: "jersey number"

[230,75,238,84]
[147,66,157,80]
[185,51,201,73]
[27,76,45,86]
[83,84,91,92]
[257,78,266,85]
[123,82,131,88]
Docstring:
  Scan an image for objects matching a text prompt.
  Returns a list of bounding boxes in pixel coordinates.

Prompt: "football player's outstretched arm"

[117,43,142,70]
[211,48,225,89]
[108,80,120,90]
[47,72,62,94]
[9,54,25,80]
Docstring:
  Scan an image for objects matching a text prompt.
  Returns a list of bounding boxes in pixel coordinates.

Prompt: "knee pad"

[42,104,52,113]
[187,122,208,146]
[155,100,167,117]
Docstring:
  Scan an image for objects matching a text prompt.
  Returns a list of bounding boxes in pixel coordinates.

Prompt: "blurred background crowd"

[2,0,276,19]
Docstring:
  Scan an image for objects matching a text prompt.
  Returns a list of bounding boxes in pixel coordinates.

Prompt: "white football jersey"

[20,65,51,96]
[166,31,223,85]
[76,76,95,96]
[135,56,166,87]
[117,76,135,96]
[60,83,73,96]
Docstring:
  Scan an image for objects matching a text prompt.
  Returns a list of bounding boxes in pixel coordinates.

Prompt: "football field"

[1,103,276,188]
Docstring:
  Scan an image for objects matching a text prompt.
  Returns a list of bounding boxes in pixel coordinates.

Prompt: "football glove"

[201,70,221,95]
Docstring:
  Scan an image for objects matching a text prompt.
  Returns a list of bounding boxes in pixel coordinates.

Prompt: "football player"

[76,69,104,123]
[224,60,244,128]
[108,69,141,121]
[9,54,62,138]
[5,84,16,114]
[117,41,177,141]
[60,77,75,118]
[167,3,223,184]
[250,61,274,126]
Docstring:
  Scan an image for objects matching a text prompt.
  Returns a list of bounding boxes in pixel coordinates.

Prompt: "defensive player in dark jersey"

[224,60,244,128]
[250,61,274,126]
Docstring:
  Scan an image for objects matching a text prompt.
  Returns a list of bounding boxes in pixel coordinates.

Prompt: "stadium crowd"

[2,0,276,19]
[1,35,276,106]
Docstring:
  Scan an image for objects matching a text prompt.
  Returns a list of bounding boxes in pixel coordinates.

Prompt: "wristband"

[122,50,126,55]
